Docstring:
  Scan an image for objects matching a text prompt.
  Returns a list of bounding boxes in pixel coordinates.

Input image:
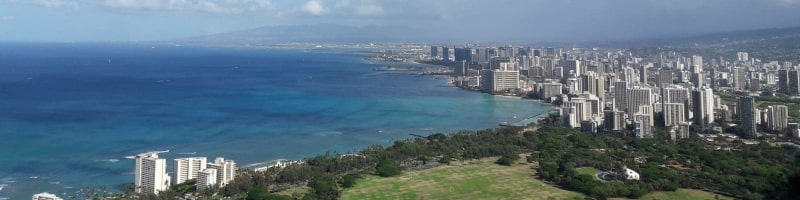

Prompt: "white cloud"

[354,4,384,16]
[101,0,272,14]
[3,0,80,9]
[302,0,326,15]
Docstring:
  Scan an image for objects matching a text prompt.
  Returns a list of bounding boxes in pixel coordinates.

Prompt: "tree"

[495,154,521,166]
[376,159,402,177]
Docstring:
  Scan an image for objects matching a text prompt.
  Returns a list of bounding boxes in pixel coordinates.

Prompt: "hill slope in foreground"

[339,157,728,200]
[341,157,581,200]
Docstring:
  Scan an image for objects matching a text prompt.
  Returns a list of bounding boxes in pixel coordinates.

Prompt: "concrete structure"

[581,72,606,101]
[738,97,758,139]
[32,193,63,200]
[453,60,467,77]
[174,157,207,185]
[657,69,673,87]
[767,105,789,131]
[634,112,653,138]
[603,109,625,131]
[626,87,652,114]
[492,71,520,92]
[663,103,686,126]
[692,55,703,73]
[733,68,747,91]
[135,151,171,194]
[692,88,715,131]
[539,83,562,100]
[206,157,236,186]
[196,168,218,190]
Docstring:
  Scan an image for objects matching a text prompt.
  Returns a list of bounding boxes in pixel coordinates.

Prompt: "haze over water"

[0,43,551,199]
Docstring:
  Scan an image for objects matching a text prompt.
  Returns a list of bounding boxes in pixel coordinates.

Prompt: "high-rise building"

[206,157,236,186]
[778,69,790,95]
[490,62,520,92]
[430,46,438,58]
[613,81,628,112]
[562,60,581,77]
[767,105,789,131]
[454,48,473,63]
[480,69,494,92]
[603,109,625,131]
[737,52,749,62]
[639,64,648,85]
[738,97,758,138]
[196,168,218,190]
[790,70,800,95]
[662,86,691,120]
[657,69,673,87]
[691,72,704,88]
[663,103,686,126]
[561,106,580,128]
[442,47,451,61]
[692,55,703,73]
[539,83,562,100]
[634,112,653,138]
[453,60,467,77]
[626,87,652,114]
[174,157,207,185]
[733,68,747,91]
[692,88,715,131]
[135,152,171,194]
[581,72,606,101]
[564,98,590,123]
[32,193,63,200]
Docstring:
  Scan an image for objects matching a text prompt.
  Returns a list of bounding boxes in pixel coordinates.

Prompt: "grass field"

[611,189,731,200]
[340,157,584,200]
[574,167,601,177]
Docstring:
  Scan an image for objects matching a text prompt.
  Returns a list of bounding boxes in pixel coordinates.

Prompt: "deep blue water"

[0,43,551,199]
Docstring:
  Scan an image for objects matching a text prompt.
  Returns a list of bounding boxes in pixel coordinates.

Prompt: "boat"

[29,176,38,179]
[124,156,136,159]
[499,122,509,126]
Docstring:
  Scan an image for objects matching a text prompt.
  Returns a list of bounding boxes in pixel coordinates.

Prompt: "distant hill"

[624,26,800,63]
[621,26,800,47]
[179,24,420,45]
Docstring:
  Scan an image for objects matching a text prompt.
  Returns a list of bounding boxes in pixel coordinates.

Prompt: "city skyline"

[1,0,800,42]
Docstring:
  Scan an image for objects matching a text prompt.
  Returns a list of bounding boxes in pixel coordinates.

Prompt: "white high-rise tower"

[135,151,171,194]
[206,157,236,186]
[174,157,207,184]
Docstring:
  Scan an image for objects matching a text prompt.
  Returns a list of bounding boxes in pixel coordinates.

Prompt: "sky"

[1,0,800,42]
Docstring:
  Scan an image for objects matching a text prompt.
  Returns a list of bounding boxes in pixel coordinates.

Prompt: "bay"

[0,43,551,199]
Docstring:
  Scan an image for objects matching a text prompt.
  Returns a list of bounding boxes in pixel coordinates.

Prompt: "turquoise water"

[0,43,552,199]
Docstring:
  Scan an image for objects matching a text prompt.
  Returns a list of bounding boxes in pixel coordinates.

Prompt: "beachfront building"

[32,192,63,200]
[206,157,236,187]
[492,62,520,92]
[539,82,562,100]
[135,152,171,194]
[196,168,218,190]
[174,157,207,184]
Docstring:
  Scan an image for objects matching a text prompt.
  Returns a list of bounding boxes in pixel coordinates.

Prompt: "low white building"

[32,192,63,200]
[623,166,640,180]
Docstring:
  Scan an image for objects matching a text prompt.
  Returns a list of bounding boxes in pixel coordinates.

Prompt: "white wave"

[123,155,135,160]
[313,131,343,136]
[96,159,120,163]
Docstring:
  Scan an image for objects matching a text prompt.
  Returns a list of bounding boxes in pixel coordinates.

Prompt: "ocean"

[0,43,552,199]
